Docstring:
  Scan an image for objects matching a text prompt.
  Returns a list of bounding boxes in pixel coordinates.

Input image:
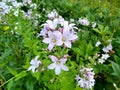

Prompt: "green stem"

[0,76,15,88]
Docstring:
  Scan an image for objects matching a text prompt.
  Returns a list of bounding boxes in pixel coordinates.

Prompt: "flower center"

[62,37,66,42]
[56,60,60,64]
[51,38,56,43]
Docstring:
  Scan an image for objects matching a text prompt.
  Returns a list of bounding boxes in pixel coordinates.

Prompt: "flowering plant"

[0,0,120,90]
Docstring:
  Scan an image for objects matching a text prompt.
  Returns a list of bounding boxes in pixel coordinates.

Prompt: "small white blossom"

[48,55,69,75]
[102,43,113,53]
[47,9,58,19]
[70,18,74,22]
[0,2,10,15]
[78,18,90,26]
[98,58,105,64]
[92,22,97,28]
[28,56,41,73]
[101,53,110,60]
[95,41,101,47]
[13,9,19,17]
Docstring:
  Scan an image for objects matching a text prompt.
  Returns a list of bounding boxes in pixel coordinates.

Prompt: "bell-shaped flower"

[48,55,69,75]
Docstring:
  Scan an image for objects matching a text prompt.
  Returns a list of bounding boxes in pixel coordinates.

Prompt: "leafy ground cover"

[0,0,120,90]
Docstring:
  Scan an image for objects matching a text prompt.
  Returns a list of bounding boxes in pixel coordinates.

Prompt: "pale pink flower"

[43,31,62,50]
[61,29,78,48]
[44,19,58,30]
[48,55,69,75]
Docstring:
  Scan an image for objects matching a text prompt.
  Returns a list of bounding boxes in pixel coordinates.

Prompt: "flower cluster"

[95,40,113,64]
[1,0,40,26]
[39,10,78,50]
[75,67,95,89]
[0,2,10,20]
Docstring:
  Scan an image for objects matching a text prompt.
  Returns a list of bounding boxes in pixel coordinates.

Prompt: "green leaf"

[93,28,101,34]
[15,71,27,81]
[111,61,120,78]
[114,55,120,65]
[7,79,13,90]
[72,47,85,57]
[75,85,83,90]
[86,43,93,59]
[7,67,18,76]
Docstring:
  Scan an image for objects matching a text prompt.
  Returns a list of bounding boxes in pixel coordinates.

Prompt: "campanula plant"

[0,0,120,90]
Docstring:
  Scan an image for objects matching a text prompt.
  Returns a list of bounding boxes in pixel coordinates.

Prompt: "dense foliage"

[0,0,120,90]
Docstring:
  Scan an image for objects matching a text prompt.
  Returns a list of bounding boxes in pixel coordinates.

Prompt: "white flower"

[102,43,113,53]
[44,19,58,30]
[47,9,58,19]
[0,2,10,15]
[48,55,69,75]
[43,31,62,50]
[70,18,74,22]
[57,16,65,25]
[14,9,19,17]
[95,41,101,47]
[92,22,97,28]
[62,29,78,48]
[75,67,95,89]
[101,53,110,60]
[22,0,32,5]
[78,18,90,26]
[28,56,41,73]
[12,1,23,8]
[98,58,105,64]
[38,28,48,37]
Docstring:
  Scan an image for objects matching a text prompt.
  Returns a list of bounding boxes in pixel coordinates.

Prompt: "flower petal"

[48,63,56,69]
[43,38,50,44]
[48,43,54,51]
[69,34,78,41]
[60,58,67,64]
[64,41,71,48]
[49,55,58,62]
[48,31,54,38]
[55,66,61,75]
[60,65,69,71]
